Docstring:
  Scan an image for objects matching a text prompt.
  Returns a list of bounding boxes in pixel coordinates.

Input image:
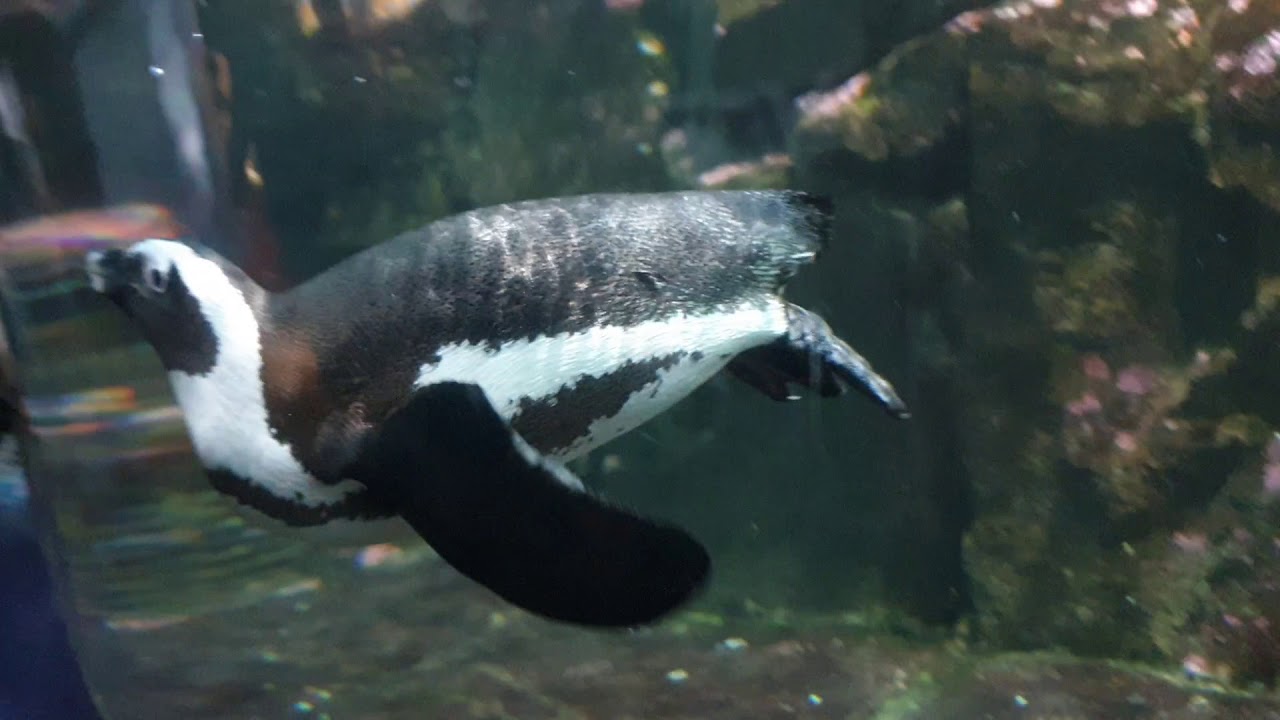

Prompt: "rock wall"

[197,0,1280,685]
[792,0,1280,679]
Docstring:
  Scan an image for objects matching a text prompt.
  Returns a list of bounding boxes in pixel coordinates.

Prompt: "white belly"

[416,298,789,458]
[549,349,734,461]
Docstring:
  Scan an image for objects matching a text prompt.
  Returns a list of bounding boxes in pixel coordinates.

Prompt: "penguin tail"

[728,302,910,419]
[723,189,835,289]
[775,190,834,257]
[346,381,711,628]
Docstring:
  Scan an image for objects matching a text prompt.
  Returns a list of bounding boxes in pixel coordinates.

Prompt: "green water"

[4,0,1280,718]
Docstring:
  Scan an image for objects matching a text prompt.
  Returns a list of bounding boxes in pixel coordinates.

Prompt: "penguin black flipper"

[728,304,912,419]
[347,381,711,628]
[727,344,836,402]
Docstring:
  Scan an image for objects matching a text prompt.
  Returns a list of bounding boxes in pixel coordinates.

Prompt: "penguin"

[83,189,909,628]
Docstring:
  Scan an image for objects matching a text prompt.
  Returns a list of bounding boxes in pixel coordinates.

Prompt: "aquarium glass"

[1,1,1279,718]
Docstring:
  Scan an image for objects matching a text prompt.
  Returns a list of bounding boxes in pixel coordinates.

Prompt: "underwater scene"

[3,0,1280,718]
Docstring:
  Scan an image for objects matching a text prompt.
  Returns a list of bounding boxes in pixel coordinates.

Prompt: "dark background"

[0,512,99,720]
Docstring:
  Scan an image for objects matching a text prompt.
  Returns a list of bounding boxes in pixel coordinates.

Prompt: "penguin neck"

[186,262,271,380]
[165,264,368,510]
[164,260,276,461]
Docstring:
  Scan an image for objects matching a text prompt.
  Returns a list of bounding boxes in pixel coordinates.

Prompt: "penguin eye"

[144,266,168,293]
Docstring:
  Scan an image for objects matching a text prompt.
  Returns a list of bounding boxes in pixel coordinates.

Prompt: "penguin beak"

[85,249,130,297]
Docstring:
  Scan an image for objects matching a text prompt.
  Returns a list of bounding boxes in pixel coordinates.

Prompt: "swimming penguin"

[84,190,908,628]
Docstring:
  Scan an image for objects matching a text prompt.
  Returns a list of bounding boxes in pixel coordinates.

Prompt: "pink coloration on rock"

[1264,463,1280,496]
[1182,653,1210,678]
[1081,353,1111,381]
[947,9,986,34]
[1190,349,1213,376]
[1264,435,1280,499]
[1114,431,1139,453]
[355,543,404,569]
[1171,531,1209,554]
[1165,7,1198,31]
[604,0,644,10]
[1116,365,1158,396]
[1067,392,1103,416]
[796,74,872,119]
[1242,31,1280,77]
[1126,0,1156,17]
[1267,433,1280,464]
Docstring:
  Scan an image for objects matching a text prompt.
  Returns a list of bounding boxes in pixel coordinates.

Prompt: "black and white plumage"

[84,190,908,628]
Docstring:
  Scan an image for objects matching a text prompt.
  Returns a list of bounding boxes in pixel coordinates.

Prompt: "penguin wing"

[344,381,710,628]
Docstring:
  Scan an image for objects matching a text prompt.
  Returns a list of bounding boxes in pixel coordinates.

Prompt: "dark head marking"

[85,239,256,376]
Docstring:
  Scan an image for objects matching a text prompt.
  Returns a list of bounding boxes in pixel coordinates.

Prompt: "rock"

[793,0,1280,209]
[790,0,1280,666]
[793,32,969,163]
[1207,2,1280,211]
[894,652,1280,719]
[691,152,793,189]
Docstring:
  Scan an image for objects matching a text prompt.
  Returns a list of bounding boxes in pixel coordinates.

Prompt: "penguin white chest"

[167,368,362,507]
[416,298,790,459]
[159,267,365,509]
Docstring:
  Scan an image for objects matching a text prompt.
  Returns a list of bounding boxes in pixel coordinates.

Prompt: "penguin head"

[86,239,263,375]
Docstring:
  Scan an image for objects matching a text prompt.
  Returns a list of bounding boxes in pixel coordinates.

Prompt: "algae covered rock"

[793,0,1280,208]
[789,0,1280,668]
[793,32,969,163]
[887,652,1280,720]
[1207,1,1280,211]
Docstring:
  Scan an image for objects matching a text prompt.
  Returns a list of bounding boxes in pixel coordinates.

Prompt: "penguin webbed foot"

[727,304,910,419]
[346,381,711,628]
